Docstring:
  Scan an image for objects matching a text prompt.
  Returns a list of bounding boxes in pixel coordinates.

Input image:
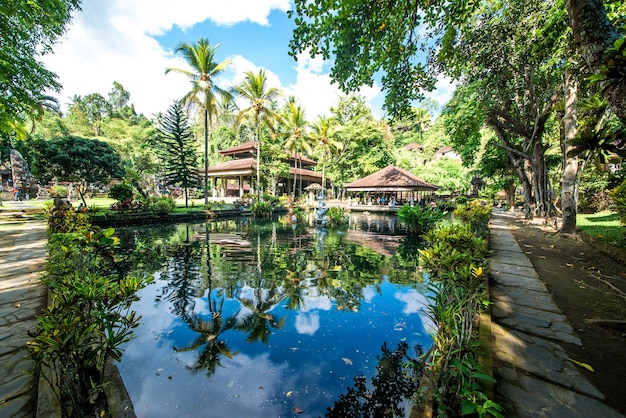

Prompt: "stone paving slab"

[488,211,624,418]
[496,372,624,418]
[0,221,47,418]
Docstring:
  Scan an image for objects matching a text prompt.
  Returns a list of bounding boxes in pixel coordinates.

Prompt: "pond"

[115,213,433,417]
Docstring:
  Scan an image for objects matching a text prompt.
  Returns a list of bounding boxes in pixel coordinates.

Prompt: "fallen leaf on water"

[259,386,265,389]
[523,244,533,248]
[293,406,304,414]
[568,358,594,372]
[538,256,546,259]
[342,357,353,365]
[286,391,293,397]
[566,263,574,267]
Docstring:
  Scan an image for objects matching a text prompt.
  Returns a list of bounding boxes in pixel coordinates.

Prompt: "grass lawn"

[577,211,626,248]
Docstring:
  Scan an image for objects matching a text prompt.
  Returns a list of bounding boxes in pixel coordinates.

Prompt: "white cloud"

[42,0,291,117]
[424,74,458,109]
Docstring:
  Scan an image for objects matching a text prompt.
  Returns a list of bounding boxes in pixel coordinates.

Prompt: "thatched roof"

[344,165,438,192]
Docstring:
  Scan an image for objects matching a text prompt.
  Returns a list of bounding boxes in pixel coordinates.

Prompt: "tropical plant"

[281,97,313,197]
[310,115,343,189]
[326,206,349,227]
[28,225,149,417]
[153,100,200,207]
[233,69,283,199]
[166,38,231,205]
[611,180,626,228]
[397,204,444,235]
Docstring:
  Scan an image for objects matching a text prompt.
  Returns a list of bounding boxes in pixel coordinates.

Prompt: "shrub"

[28,225,149,417]
[397,204,444,235]
[455,196,468,205]
[327,206,349,227]
[453,202,492,237]
[611,180,626,227]
[149,196,176,214]
[250,199,274,218]
[108,182,135,202]
[45,199,90,234]
[49,185,68,198]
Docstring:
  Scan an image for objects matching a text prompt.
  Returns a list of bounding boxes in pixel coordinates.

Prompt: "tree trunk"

[565,0,626,123]
[505,178,516,210]
[561,70,579,233]
[204,109,209,205]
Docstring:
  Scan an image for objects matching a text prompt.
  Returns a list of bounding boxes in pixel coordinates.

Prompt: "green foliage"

[28,223,149,417]
[49,185,68,197]
[108,182,135,202]
[611,180,626,227]
[250,199,274,218]
[327,206,349,227]
[0,0,81,135]
[455,196,468,205]
[397,204,444,235]
[419,221,499,416]
[153,100,199,207]
[45,199,90,234]
[27,135,123,206]
[149,196,176,214]
[453,202,492,237]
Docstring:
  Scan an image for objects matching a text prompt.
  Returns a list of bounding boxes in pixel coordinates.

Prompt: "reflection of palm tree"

[236,296,286,344]
[174,311,238,376]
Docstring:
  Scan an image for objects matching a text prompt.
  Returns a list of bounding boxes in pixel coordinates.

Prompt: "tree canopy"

[0,0,81,136]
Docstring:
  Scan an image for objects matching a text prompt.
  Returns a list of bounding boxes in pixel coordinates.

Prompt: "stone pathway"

[0,221,47,418]
[489,211,624,417]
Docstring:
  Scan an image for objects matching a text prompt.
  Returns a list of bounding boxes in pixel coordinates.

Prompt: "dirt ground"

[505,216,626,414]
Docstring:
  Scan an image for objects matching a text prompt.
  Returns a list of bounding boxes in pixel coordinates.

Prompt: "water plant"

[397,204,444,235]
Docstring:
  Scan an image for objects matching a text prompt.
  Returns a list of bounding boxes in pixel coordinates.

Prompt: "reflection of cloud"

[295,312,320,335]
[395,289,436,333]
[362,286,376,303]
[299,294,332,313]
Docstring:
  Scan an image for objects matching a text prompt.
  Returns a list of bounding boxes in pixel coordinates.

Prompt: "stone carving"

[314,190,329,225]
[9,149,36,198]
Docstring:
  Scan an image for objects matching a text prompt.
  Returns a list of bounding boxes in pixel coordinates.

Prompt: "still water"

[115,214,433,417]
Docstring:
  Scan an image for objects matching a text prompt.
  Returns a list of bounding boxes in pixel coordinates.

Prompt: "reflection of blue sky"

[118,221,432,417]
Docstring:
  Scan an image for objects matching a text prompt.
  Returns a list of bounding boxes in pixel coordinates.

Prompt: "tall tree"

[233,69,283,199]
[28,135,122,206]
[166,39,230,205]
[310,115,343,189]
[281,97,313,197]
[154,101,200,208]
[0,0,81,136]
[289,0,625,121]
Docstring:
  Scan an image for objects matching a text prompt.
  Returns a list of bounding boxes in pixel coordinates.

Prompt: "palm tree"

[233,69,283,199]
[166,38,231,205]
[282,97,313,197]
[311,115,343,189]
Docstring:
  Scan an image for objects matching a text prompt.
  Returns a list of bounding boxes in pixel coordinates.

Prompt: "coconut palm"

[166,38,231,205]
[311,115,343,189]
[233,69,283,199]
[282,97,313,197]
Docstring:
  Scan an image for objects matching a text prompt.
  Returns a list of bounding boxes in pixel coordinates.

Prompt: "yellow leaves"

[471,266,483,279]
[567,358,595,372]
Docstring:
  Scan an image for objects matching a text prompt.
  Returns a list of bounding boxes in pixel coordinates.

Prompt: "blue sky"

[42,0,455,121]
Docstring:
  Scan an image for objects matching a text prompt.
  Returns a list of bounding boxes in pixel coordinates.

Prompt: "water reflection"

[116,215,432,417]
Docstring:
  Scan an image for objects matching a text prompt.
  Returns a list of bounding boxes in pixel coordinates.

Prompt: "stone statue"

[314,190,329,225]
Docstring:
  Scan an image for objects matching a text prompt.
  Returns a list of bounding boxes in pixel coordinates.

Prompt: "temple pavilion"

[203,141,323,198]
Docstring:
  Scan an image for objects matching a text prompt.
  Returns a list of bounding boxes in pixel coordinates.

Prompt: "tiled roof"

[205,158,254,174]
[403,143,424,151]
[344,165,438,191]
[219,141,257,156]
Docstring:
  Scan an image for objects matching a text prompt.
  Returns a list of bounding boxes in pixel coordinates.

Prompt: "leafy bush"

[28,225,149,417]
[611,180,626,227]
[45,199,90,233]
[419,222,501,417]
[149,196,176,214]
[262,194,280,206]
[397,204,444,235]
[250,199,274,218]
[108,182,135,202]
[50,185,68,197]
[455,196,468,205]
[453,202,492,237]
[327,206,349,227]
